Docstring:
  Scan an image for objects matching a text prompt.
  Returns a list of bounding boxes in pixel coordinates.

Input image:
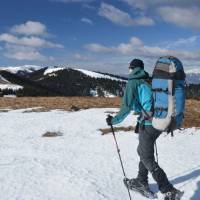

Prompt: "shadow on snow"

[150,167,200,199]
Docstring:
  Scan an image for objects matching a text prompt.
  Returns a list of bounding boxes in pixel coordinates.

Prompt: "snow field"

[0,84,23,91]
[1,65,41,74]
[44,67,65,75]
[75,69,125,82]
[0,108,200,200]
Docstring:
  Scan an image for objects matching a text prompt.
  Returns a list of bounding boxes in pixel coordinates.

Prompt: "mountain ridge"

[0,64,199,81]
[0,66,126,97]
[0,65,199,98]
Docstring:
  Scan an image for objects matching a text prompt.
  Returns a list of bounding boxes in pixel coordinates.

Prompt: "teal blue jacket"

[112,67,153,125]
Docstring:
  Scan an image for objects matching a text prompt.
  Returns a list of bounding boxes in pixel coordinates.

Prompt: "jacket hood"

[129,67,150,80]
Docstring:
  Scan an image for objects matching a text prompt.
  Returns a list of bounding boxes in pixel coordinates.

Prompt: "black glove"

[106,115,113,126]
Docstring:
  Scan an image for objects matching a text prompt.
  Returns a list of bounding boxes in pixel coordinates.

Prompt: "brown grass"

[183,100,200,128]
[0,97,199,128]
[0,97,120,111]
[42,131,63,137]
[100,126,135,135]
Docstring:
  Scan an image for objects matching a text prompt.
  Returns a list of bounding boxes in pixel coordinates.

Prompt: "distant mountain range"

[185,69,200,84]
[0,65,126,97]
[0,65,199,97]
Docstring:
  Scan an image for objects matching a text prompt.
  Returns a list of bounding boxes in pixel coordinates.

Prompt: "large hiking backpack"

[151,56,186,133]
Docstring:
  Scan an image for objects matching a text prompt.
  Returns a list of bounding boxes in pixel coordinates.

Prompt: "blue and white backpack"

[151,56,186,134]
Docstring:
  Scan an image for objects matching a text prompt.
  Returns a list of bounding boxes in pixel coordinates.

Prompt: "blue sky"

[0,0,200,74]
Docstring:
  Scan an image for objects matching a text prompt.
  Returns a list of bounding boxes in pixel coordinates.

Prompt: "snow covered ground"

[0,108,200,200]
[44,67,65,75]
[0,75,23,91]
[0,83,23,91]
[75,69,125,82]
[0,65,41,74]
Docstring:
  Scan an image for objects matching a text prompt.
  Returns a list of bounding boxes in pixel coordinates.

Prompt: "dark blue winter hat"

[129,59,144,69]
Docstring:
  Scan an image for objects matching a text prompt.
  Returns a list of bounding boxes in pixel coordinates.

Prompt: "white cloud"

[0,21,64,61]
[81,18,93,25]
[175,36,200,45]
[116,37,143,54]
[52,0,94,3]
[120,0,200,10]
[135,16,154,26]
[99,2,134,26]
[82,36,200,74]
[5,50,45,61]
[4,45,47,61]
[85,36,200,60]
[84,43,112,53]
[0,33,17,43]
[0,33,63,48]
[11,21,47,36]
[82,4,96,10]
[74,53,89,61]
[98,2,154,26]
[165,36,200,49]
[120,0,150,10]
[158,7,200,29]
[120,0,200,29]
[130,37,143,46]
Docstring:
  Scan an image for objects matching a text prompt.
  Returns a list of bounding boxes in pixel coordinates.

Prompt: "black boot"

[124,178,157,199]
[163,188,184,200]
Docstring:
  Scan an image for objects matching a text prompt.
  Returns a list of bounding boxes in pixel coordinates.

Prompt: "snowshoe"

[124,178,157,199]
[163,188,184,200]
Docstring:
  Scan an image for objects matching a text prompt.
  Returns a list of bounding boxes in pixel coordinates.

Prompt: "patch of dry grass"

[0,97,120,111]
[183,100,200,128]
[100,126,135,135]
[42,131,63,137]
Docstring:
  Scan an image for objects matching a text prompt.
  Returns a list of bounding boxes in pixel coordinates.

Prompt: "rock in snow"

[0,108,200,200]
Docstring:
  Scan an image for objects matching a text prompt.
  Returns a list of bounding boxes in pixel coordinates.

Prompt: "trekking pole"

[110,123,132,200]
[154,141,159,164]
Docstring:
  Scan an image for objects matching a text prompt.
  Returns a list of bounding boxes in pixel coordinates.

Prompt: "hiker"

[106,59,182,200]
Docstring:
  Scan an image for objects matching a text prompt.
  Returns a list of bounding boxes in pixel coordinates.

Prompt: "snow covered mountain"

[0,66,42,95]
[0,65,126,81]
[186,68,200,84]
[0,83,23,91]
[0,65,199,97]
[0,65,200,84]
[75,68,126,82]
[0,74,10,84]
[0,66,126,97]
[0,75,23,92]
[43,67,65,76]
[0,65,41,75]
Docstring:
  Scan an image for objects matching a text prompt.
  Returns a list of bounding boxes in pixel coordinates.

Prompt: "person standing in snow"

[106,59,182,200]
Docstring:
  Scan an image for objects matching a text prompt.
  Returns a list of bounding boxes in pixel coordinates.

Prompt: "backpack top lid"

[153,56,185,80]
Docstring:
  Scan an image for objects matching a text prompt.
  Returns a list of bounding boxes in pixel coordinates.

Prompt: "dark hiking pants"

[137,125,173,193]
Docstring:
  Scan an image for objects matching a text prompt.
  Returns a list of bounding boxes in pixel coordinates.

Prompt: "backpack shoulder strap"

[132,79,153,121]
